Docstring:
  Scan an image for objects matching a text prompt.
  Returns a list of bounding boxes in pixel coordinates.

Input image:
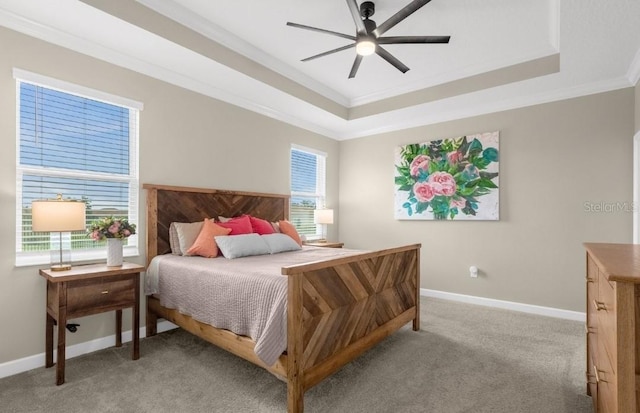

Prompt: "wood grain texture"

[144,184,421,413]
[143,184,289,258]
[585,244,640,412]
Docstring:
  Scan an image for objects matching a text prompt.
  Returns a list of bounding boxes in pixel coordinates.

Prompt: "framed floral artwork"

[394,131,500,220]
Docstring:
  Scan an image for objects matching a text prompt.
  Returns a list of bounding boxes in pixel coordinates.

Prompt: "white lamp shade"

[32,200,86,232]
[314,209,334,225]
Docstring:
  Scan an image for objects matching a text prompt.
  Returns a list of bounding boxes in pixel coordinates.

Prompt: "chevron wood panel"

[299,249,418,369]
[148,186,289,256]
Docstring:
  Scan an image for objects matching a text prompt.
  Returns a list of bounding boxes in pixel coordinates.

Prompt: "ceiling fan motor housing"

[360,1,375,19]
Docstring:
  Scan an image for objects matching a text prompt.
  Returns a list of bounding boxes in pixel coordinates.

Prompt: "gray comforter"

[145,247,364,366]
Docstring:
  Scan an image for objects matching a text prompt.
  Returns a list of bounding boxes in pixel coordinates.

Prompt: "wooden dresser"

[584,243,640,412]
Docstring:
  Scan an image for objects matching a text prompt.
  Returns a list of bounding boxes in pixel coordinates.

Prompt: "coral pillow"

[249,215,275,235]
[186,219,232,258]
[278,220,302,246]
[216,215,253,235]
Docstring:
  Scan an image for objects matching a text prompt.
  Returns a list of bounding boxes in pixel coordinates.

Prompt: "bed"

[143,184,421,413]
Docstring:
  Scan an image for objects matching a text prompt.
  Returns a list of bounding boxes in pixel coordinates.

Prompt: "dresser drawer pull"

[593,366,608,383]
[592,299,606,311]
[585,276,595,283]
[585,325,596,334]
[586,372,597,385]
[101,290,109,295]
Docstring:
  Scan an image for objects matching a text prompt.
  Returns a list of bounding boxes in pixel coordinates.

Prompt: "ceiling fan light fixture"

[356,39,376,56]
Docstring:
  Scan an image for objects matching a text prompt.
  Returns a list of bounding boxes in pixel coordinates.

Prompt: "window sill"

[15,246,140,268]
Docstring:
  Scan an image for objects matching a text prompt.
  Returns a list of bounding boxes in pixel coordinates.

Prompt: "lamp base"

[50,263,72,271]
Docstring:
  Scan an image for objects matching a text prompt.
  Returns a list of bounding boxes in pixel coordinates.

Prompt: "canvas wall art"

[394,131,500,220]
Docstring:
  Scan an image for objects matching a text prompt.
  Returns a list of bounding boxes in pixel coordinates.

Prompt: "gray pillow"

[215,233,270,259]
[262,233,302,254]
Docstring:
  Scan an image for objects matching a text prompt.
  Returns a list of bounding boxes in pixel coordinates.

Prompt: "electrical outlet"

[469,266,478,278]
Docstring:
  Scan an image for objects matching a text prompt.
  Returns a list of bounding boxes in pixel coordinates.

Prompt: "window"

[15,69,142,266]
[290,146,326,239]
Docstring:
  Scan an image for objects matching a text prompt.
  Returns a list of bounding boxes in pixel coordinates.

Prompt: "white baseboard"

[1,292,584,380]
[0,320,177,380]
[421,288,586,322]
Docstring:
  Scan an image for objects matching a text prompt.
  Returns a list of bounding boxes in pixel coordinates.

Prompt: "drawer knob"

[585,276,595,283]
[592,299,606,311]
[593,365,609,383]
[101,290,109,295]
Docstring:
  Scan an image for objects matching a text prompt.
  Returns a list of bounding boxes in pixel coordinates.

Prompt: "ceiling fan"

[286,0,450,79]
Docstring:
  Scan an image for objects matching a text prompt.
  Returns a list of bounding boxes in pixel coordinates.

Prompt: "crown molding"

[0,6,343,140]
[0,3,633,143]
[338,76,633,140]
[135,0,350,107]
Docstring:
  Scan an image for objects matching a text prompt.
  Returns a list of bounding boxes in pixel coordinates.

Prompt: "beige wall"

[0,27,339,364]
[339,89,635,312]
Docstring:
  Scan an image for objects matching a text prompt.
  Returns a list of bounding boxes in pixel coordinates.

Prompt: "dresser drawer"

[596,273,617,372]
[66,276,136,317]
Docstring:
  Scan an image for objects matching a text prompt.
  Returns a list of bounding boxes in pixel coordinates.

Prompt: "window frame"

[14,69,142,267]
[290,144,327,240]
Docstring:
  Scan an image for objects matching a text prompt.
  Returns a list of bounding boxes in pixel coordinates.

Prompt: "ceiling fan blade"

[301,44,355,62]
[348,55,363,79]
[374,0,432,37]
[377,35,450,44]
[287,22,355,41]
[345,0,367,35]
[376,46,410,73]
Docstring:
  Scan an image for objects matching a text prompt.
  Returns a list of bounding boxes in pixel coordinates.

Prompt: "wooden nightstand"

[39,262,144,385]
[303,241,344,248]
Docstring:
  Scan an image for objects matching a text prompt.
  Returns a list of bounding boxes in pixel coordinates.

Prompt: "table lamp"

[32,194,86,271]
[313,208,334,242]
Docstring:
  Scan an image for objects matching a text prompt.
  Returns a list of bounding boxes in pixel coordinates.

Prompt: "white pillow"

[215,233,270,259]
[174,221,204,256]
[262,233,302,254]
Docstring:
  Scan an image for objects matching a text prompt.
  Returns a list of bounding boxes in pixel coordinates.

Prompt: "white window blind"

[290,146,326,238]
[15,69,141,266]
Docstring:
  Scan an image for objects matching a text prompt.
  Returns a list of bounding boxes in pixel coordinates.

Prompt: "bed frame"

[143,184,421,413]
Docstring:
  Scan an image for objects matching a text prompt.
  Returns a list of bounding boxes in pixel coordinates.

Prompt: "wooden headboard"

[143,184,290,265]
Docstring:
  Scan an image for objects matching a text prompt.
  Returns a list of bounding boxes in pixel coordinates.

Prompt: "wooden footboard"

[283,244,421,412]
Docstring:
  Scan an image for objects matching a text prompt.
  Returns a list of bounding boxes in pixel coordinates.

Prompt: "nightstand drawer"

[67,276,136,317]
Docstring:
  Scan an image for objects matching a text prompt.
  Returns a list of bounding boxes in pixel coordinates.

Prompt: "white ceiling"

[0,0,639,140]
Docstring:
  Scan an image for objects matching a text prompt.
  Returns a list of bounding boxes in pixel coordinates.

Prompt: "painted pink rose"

[413,181,436,202]
[123,229,131,237]
[91,230,101,241]
[428,171,457,197]
[447,151,462,165]
[409,155,430,177]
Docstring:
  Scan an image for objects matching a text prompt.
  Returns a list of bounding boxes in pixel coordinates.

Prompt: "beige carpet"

[0,298,593,412]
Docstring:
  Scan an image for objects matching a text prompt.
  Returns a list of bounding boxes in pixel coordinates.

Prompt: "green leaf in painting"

[483,147,499,162]
[415,202,429,214]
[468,138,483,156]
[477,178,498,189]
[479,171,499,180]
